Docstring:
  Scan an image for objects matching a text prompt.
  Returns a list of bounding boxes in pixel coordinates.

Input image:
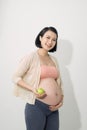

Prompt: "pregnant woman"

[13,26,64,130]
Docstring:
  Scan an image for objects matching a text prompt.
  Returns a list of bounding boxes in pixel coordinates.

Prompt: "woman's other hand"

[49,95,64,111]
[49,101,63,111]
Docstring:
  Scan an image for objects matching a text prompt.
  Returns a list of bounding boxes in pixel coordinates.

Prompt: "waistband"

[35,99,50,107]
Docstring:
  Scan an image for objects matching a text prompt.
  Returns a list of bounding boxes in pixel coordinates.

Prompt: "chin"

[44,47,52,52]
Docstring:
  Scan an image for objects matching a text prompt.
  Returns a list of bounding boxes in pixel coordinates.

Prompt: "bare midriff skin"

[37,78,62,105]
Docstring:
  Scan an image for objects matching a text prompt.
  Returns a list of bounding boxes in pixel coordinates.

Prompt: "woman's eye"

[53,39,56,42]
[46,37,50,39]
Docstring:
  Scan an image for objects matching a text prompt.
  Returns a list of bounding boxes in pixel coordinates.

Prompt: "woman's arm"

[15,78,47,99]
[17,79,33,92]
[13,53,47,98]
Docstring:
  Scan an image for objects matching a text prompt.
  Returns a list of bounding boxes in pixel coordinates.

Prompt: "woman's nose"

[49,39,52,44]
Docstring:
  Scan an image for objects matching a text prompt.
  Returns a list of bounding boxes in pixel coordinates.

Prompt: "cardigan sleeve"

[12,52,34,84]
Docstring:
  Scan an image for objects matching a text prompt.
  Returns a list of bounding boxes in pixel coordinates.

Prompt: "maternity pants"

[25,99,59,130]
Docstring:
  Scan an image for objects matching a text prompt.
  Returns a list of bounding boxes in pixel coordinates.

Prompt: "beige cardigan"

[12,51,63,104]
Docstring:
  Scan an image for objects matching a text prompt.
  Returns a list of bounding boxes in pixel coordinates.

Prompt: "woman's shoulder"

[49,54,57,62]
[23,50,37,59]
[49,54,60,67]
[18,51,37,64]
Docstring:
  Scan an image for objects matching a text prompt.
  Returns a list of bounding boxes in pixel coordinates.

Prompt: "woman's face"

[39,30,57,51]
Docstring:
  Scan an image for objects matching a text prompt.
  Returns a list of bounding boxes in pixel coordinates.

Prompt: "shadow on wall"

[56,39,81,130]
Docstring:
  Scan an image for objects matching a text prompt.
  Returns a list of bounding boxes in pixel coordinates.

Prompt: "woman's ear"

[39,36,42,41]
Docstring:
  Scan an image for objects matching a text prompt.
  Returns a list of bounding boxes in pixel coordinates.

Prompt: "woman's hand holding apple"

[32,87,47,99]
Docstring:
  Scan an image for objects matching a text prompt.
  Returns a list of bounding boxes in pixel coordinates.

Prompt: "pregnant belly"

[37,78,62,105]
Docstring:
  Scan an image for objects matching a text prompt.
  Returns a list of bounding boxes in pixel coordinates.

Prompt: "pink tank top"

[40,65,59,79]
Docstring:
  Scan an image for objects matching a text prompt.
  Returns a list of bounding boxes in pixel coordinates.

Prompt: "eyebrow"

[45,34,57,39]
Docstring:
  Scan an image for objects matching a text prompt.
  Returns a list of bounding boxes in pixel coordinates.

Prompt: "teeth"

[48,45,52,47]
[46,44,52,47]
[45,43,52,48]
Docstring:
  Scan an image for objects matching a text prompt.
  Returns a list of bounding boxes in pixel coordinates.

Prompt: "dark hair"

[35,26,58,52]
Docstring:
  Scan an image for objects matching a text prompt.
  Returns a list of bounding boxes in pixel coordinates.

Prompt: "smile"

[45,43,52,48]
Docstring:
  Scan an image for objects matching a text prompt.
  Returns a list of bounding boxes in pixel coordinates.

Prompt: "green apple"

[37,88,45,94]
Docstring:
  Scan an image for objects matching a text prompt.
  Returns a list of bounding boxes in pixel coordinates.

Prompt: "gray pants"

[25,99,59,130]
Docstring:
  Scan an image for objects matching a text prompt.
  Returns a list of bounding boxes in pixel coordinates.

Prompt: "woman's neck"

[37,49,49,57]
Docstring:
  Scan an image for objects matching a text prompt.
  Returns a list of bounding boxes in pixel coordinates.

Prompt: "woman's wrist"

[30,87,35,93]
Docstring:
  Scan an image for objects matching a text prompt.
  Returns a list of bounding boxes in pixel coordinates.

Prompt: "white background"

[0,0,87,130]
